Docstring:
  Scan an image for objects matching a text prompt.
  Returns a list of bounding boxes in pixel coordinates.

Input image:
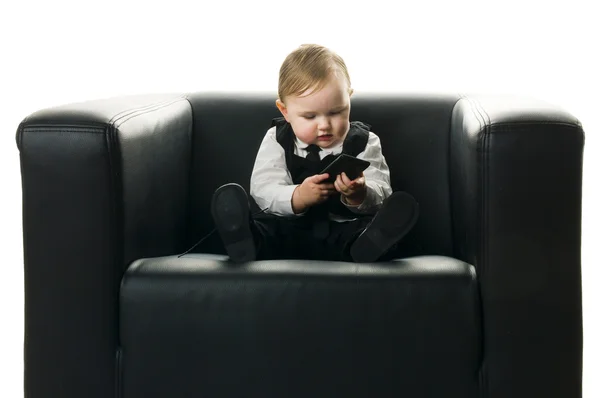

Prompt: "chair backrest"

[185,92,460,257]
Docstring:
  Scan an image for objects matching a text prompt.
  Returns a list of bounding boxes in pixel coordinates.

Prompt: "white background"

[1,0,597,396]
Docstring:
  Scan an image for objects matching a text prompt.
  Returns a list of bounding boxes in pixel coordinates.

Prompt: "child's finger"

[336,175,353,194]
[313,173,330,183]
[353,176,365,187]
[334,175,345,192]
[340,172,353,187]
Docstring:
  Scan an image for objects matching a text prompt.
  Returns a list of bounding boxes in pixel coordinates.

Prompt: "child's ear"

[275,99,289,121]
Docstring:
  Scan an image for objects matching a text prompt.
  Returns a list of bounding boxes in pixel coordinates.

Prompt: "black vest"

[271,117,370,219]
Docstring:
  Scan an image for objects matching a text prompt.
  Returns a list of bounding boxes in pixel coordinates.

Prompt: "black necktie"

[304,144,329,239]
[305,144,322,162]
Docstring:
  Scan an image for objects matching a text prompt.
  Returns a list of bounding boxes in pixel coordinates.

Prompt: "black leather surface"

[185,92,460,258]
[121,254,481,398]
[17,93,193,398]
[450,94,584,398]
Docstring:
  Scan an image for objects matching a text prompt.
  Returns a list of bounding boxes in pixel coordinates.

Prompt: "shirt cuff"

[340,185,378,214]
[276,184,305,216]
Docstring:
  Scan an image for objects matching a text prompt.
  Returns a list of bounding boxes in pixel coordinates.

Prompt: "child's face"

[277,74,352,148]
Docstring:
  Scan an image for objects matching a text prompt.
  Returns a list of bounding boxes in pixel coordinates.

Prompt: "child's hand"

[335,172,367,206]
[292,174,336,214]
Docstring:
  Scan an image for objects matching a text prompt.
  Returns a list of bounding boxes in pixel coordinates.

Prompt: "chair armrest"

[450,94,584,398]
[16,93,192,398]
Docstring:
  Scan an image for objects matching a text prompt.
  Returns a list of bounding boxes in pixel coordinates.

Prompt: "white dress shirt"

[250,125,392,221]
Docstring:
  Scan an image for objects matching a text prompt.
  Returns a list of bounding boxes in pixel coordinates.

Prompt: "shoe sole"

[350,192,419,263]
[210,183,256,263]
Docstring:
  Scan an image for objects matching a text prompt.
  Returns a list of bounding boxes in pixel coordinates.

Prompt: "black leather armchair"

[16,92,584,398]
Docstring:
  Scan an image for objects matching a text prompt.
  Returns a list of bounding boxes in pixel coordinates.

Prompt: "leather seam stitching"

[21,127,105,133]
[471,96,490,398]
[448,96,464,261]
[486,121,581,129]
[112,97,187,128]
[108,96,184,125]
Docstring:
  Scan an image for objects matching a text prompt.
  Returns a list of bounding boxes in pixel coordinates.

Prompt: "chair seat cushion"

[120,254,481,398]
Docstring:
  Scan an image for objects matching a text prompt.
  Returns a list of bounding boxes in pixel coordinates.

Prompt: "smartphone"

[320,154,370,183]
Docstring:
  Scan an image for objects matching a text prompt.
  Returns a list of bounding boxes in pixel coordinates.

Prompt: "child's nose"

[318,117,331,131]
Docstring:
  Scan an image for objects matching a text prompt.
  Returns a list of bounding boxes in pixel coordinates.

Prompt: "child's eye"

[303,115,315,120]
[329,111,341,115]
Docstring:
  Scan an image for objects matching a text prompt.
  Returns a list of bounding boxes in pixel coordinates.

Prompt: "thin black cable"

[177,208,267,258]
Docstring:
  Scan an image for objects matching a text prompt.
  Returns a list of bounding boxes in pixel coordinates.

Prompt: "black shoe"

[210,183,256,263]
[350,192,419,263]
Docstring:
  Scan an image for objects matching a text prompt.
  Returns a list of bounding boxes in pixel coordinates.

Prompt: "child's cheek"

[298,122,316,141]
[339,119,350,135]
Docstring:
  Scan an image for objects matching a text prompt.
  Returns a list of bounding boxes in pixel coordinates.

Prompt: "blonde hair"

[278,44,352,102]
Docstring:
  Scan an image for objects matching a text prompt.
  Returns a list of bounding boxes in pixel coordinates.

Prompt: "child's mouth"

[317,135,332,141]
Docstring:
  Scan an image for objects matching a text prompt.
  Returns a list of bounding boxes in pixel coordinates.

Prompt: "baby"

[210,44,418,262]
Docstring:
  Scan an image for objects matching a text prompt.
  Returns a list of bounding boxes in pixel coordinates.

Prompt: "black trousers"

[251,213,373,262]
